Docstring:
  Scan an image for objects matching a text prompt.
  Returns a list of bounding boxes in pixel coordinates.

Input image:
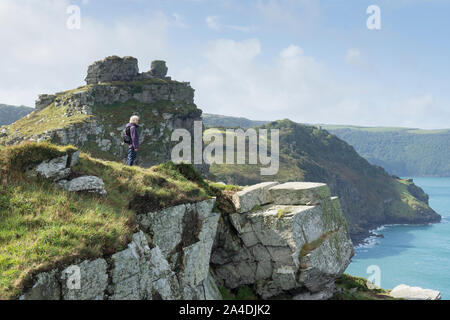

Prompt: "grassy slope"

[203,113,267,129]
[332,274,396,300]
[0,87,92,141]
[323,126,450,177]
[204,113,450,177]
[209,120,440,241]
[0,142,233,300]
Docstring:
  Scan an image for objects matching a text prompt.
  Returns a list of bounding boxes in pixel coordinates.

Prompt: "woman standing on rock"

[124,115,140,166]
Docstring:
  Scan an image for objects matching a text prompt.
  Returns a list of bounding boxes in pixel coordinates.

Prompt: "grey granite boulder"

[20,270,60,300]
[109,232,153,300]
[85,56,139,85]
[390,284,441,300]
[32,155,70,181]
[213,182,354,300]
[58,176,107,196]
[150,60,168,78]
[269,182,330,205]
[61,258,108,300]
[137,198,220,299]
[35,94,56,111]
[232,182,279,213]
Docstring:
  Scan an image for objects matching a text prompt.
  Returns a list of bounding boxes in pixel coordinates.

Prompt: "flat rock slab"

[33,155,70,181]
[390,284,441,300]
[269,182,330,205]
[232,182,279,213]
[59,176,107,196]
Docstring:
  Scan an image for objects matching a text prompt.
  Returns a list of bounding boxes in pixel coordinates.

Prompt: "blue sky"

[1,0,449,128]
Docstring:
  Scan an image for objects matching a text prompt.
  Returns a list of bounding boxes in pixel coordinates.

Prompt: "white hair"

[130,115,140,124]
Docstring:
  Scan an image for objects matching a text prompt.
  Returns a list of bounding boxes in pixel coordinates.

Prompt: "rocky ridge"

[0,56,207,174]
[19,153,354,300]
[21,199,221,300]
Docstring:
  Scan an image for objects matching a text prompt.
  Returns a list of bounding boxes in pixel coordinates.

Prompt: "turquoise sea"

[345,177,450,299]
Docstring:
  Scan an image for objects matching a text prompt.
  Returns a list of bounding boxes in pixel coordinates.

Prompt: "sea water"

[345,177,450,299]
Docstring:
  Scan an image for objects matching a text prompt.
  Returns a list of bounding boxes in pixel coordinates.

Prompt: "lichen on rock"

[212,181,354,300]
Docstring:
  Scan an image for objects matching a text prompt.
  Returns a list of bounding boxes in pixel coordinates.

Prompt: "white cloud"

[0,0,170,107]
[172,13,188,28]
[177,39,345,122]
[206,16,220,30]
[175,38,449,129]
[205,15,254,33]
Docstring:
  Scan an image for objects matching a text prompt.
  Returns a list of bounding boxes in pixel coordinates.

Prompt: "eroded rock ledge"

[211,182,354,300]
[20,180,355,300]
[21,199,221,300]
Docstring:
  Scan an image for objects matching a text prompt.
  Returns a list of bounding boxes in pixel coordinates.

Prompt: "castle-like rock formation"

[84,56,171,85]
[1,56,206,173]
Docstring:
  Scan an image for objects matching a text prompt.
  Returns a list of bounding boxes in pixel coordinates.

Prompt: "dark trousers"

[127,148,137,166]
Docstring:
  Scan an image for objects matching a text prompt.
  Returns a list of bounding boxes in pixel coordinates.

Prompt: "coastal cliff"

[0,143,353,300]
[207,120,441,243]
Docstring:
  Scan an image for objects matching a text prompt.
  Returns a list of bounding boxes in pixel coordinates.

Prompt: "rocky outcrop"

[1,56,208,174]
[21,199,221,300]
[19,171,354,300]
[58,176,107,196]
[26,149,107,196]
[29,154,73,181]
[85,56,171,85]
[390,284,441,300]
[149,60,168,78]
[212,182,354,300]
[35,94,56,111]
[85,56,139,85]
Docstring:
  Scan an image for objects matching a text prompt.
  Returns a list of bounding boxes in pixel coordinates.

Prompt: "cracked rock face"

[20,182,354,301]
[150,60,168,78]
[137,199,220,298]
[20,199,222,301]
[85,56,139,85]
[212,182,354,300]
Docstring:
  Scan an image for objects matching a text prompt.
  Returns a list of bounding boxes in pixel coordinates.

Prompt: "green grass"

[0,142,219,300]
[0,102,91,143]
[332,274,396,300]
[276,207,292,219]
[0,142,78,173]
[219,286,258,300]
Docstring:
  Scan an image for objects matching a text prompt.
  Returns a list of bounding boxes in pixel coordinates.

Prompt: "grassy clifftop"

[209,119,441,242]
[0,142,228,299]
